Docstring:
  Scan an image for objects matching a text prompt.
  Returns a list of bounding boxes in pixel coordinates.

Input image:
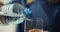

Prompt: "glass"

[24,18,43,32]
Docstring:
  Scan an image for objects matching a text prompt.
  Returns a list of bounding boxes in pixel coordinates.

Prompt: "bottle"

[0,3,26,25]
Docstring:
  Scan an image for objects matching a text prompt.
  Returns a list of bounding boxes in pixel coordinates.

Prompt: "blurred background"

[0,0,60,32]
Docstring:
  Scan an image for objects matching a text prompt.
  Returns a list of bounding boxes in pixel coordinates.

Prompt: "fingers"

[28,29,49,32]
[28,29,43,32]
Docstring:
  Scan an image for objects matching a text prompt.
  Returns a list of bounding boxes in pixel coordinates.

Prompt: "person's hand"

[28,29,48,32]
[28,29,43,32]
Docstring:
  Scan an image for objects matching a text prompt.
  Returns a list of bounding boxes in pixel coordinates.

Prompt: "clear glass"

[24,18,43,32]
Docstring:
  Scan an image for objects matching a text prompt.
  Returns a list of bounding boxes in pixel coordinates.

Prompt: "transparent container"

[24,18,43,32]
[0,3,25,25]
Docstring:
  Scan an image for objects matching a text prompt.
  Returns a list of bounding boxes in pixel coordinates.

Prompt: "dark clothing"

[9,0,60,32]
[29,0,60,32]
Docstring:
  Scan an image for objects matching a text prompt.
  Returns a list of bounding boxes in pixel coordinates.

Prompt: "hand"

[28,29,48,32]
[28,29,43,32]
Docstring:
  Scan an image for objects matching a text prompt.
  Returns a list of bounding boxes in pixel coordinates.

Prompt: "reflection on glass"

[25,18,43,32]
